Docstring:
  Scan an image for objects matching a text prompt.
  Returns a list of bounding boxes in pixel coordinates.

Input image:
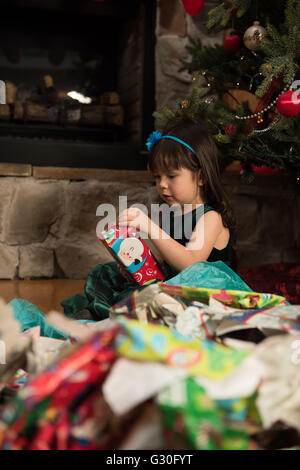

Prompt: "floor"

[0,279,85,314]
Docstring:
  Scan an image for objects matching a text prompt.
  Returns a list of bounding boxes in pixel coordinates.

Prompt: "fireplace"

[0,0,156,169]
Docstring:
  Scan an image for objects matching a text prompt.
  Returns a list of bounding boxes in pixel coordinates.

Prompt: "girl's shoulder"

[193,203,219,220]
[201,208,231,249]
[203,203,216,214]
[194,206,228,238]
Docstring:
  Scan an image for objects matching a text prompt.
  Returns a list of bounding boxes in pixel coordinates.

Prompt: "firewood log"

[5,82,17,104]
[81,105,105,126]
[105,105,124,126]
[13,101,24,120]
[100,91,120,105]
[24,102,59,123]
[0,104,11,120]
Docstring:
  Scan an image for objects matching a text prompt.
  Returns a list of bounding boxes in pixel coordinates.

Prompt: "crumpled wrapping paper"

[175,298,300,339]
[0,299,29,366]
[110,283,186,325]
[250,334,300,430]
[1,273,300,449]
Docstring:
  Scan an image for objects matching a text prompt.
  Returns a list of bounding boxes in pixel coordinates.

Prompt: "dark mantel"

[0,0,140,18]
[0,135,146,170]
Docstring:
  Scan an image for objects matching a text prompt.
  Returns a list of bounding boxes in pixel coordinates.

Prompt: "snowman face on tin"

[118,238,144,266]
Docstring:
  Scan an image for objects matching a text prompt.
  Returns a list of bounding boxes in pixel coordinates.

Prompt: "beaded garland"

[235,77,295,121]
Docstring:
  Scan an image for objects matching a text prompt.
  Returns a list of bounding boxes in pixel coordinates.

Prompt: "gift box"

[98,225,165,286]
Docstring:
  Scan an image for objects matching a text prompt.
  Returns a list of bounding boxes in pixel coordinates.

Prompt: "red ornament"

[225,123,238,136]
[252,165,281,174]
[224,34,241,54]
[241,164,281,174]
[181,0,205,16]
[276,90,300,117]
[230,7,239,17]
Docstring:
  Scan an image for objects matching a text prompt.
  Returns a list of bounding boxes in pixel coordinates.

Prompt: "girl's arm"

[118,208,224,272]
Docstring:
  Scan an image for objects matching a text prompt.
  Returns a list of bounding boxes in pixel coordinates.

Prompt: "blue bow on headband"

[145,130,162,152]
[145,130,198,157]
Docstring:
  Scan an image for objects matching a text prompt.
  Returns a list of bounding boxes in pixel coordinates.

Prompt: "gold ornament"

[181,99,190,109]
[243,21,267,51]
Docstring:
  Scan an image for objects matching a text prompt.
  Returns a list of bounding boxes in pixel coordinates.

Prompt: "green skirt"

[61,262,149,321]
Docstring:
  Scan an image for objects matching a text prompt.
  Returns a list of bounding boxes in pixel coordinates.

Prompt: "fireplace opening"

[0,0,156,169]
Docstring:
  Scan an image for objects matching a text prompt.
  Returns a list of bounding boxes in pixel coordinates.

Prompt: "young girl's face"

[153,167,203,208]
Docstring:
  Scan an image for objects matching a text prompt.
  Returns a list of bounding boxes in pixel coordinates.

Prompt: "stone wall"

[0,165,298,280]
[222,172,300,268]
[0,166,158,280]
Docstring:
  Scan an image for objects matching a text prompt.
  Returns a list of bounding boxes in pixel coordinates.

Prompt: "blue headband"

[146,130,197,157]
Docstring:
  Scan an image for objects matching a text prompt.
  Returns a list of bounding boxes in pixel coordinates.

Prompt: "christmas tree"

[154,0,300,183]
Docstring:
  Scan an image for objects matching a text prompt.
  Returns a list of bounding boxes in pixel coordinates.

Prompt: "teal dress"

[62,204,234,320]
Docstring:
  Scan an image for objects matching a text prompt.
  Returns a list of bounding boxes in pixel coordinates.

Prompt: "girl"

[62,119,236,320]
[118,118,236,279]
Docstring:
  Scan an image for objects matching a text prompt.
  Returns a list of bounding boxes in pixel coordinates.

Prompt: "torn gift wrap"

[174,300,300,340]
[251,333,300,430]
[102,358,187,416]
[156,376,259,450]
[0,328,120,450]
[110,282,186,324]
[115,317,249,380]
[159,283,288,309]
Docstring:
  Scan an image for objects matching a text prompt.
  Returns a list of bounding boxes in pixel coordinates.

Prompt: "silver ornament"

[243,21,267,51]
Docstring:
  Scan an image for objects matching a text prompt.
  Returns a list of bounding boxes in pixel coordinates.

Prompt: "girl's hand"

[118,208,151,235]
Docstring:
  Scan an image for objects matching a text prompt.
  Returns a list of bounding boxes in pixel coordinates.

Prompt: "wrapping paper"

[0,328,119,450]
[156,377,258,450]
[174,300,300,339]
[102,358,187,415]
[165,260,252,292]
[110,283,186,325]
[0,271,299,450]
[159,283,288,309]
[115,317,248,380]
[251,334,300,430]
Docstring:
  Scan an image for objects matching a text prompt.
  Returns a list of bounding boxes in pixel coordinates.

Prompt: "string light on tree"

[181,99,190,109]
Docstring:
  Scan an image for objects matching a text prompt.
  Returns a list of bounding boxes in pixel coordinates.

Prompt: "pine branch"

[154,0,300,176]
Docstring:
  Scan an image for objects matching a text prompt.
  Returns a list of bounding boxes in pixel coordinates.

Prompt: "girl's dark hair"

[148,118,236,237]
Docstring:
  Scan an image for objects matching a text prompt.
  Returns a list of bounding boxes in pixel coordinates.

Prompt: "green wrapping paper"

[159,283,287,309]
[115,317,249,380]
[156,377,259,450]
